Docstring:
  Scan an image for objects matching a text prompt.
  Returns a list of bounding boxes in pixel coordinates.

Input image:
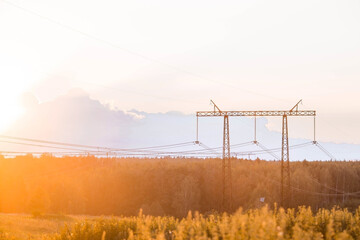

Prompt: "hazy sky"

[3,90,359,160]
[0,0,360,144]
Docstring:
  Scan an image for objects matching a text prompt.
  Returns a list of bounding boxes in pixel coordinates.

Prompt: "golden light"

[0,67,36,132]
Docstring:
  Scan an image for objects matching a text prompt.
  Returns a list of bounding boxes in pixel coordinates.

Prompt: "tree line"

[0,154,359,217]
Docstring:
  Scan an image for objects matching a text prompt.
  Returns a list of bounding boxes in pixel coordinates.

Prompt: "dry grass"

[2,206,360,240]
[0,213,84,239]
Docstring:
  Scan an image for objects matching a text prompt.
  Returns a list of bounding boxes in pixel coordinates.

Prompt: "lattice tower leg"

[281,115,291,208]
[222,115,232,211]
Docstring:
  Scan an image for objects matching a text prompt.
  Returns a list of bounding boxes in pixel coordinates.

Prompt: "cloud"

[6,90,136,147]
[2,89,360,160]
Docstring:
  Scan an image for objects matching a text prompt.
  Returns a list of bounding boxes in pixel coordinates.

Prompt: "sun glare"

[0,70,34,132]
[0,87,25,132]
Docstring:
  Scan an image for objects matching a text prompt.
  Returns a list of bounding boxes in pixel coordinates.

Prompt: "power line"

[255,141,280,160]
[233,142,313,155]
[0,136,333,158]
[0,140,90,152]
[0,135,107,150]
[313,141,336,160]
[0,134,263,156]
[0,135,196,152]
[0,134,338,162]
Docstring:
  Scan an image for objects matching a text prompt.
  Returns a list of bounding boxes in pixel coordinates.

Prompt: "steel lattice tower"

[222,115,232,211]
[281,115,291,207]
[196,99,315,209]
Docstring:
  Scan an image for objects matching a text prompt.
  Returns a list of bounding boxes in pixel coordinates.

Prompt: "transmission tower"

[222,115,232,210]
[281,114,290,207]
[196,100,315,209]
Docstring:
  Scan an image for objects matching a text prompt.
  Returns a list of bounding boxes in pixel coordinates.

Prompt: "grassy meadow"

[1,206,360,240]
[0,213,77,239]
[0,214,101,239]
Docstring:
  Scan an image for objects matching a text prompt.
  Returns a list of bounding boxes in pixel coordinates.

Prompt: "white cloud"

[1,90,359,160]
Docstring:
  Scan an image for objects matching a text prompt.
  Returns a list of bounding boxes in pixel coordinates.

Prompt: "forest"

[1,154,360,217]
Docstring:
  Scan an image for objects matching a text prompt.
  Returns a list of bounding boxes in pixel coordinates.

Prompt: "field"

[1,206,360,240]
[0,213,85,239]
[2,156,360,239]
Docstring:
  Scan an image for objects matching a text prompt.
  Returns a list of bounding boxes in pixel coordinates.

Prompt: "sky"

[0,0,360,148]
[2,90,360,160]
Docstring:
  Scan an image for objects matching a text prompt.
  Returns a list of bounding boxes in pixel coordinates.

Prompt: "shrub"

[46,206,360,240]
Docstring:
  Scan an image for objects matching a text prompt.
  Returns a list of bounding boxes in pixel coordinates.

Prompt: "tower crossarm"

[196,110,316,117]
